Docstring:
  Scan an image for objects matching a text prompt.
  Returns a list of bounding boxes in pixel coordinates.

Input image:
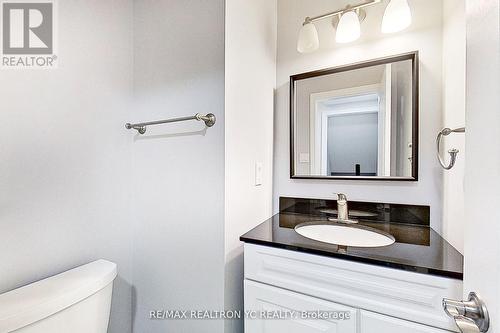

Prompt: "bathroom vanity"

[240,197,463,333]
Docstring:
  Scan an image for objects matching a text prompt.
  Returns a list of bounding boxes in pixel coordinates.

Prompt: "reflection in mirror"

[291,53,418,180]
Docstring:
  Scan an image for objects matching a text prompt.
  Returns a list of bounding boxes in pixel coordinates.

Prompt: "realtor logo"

[1,0,57,68]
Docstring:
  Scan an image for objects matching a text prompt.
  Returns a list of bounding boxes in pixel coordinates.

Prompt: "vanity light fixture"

[381,0,412,33]
[297,18,320,53]
[336,10,362,43]
[297,0,412,53]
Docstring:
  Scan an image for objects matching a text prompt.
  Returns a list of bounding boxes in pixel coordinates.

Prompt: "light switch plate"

[299,153,310,163]
[255,162,263,186]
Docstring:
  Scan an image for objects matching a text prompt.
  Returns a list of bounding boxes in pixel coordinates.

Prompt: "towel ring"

[436,127,465,170]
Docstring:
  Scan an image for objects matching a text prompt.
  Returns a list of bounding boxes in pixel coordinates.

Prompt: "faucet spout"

[336,193,349,220]
[329,193,358,224]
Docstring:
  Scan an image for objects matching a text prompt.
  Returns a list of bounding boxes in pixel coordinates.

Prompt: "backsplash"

[279,197,430,226]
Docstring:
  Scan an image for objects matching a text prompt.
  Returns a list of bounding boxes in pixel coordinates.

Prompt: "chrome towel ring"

[436,127,465,170]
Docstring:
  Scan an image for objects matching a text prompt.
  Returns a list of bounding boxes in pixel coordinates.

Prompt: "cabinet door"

[360,310,454,333]
[244,280,357,333]
[244,244,462,332]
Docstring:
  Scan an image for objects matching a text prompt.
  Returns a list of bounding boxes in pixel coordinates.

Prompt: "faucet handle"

[335,193,347,202]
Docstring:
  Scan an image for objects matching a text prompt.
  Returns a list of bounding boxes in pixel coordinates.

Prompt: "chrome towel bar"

[125,113,216,134]
[436,127,465,170]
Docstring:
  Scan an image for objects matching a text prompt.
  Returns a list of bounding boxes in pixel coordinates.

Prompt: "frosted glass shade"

[336,11,361,43]
[382,0,412,33]
[297,22,319,53]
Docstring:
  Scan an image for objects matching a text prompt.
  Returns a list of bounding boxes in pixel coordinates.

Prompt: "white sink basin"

[295,222,395,248]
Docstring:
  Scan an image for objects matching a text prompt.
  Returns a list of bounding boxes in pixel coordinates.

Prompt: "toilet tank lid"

[0,260,117,333]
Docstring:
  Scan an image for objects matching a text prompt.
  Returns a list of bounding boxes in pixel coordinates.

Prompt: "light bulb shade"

[297,22,319,53]
[336,11,361,43]
[382,0,412,33]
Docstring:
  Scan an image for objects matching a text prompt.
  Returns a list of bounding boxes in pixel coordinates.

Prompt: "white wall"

[0,1,134,332]
[131,1,225,332]
[274,0,445,232]
[293,66,384,175]
[224,1,277,332]
[442,0,466,254]
[463,0,500,325]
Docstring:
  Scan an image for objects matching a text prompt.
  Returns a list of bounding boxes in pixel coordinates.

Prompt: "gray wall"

[0,2,226,333]
[327,113,378,175]
[0,1,134,332]
[131,1,225,332]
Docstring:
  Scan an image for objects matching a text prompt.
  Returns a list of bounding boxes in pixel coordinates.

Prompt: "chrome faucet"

[329,193,358,224]
[336,193,349,220]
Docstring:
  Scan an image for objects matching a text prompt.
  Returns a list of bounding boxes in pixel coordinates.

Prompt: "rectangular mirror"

[290,52,418,181]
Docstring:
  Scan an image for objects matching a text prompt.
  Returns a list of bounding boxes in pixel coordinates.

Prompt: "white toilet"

[0,260,117,333]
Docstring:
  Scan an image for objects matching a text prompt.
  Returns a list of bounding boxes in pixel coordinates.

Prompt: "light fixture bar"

[306,0,382,23]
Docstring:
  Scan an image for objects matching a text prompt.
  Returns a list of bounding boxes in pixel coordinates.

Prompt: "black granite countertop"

[240,198,464,280]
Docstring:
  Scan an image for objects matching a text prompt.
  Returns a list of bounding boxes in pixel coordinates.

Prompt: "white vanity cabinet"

[245,280,357,333]
[243,244,463,333]
[360,310,451,333]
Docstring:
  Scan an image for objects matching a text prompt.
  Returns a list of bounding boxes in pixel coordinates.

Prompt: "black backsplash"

[279,197,430,226]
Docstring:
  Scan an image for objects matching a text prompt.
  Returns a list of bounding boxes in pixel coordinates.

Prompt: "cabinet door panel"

[360,310,452,333]
[245,280,357,333]
[244,244,462,331]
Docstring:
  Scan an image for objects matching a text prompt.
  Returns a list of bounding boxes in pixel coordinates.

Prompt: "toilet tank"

[0,260,117,333]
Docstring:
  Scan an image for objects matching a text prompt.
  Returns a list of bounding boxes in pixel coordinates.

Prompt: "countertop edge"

[240,236,464,281]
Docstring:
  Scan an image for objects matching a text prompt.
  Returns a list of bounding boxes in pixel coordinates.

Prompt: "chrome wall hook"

[437,127,465,170]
